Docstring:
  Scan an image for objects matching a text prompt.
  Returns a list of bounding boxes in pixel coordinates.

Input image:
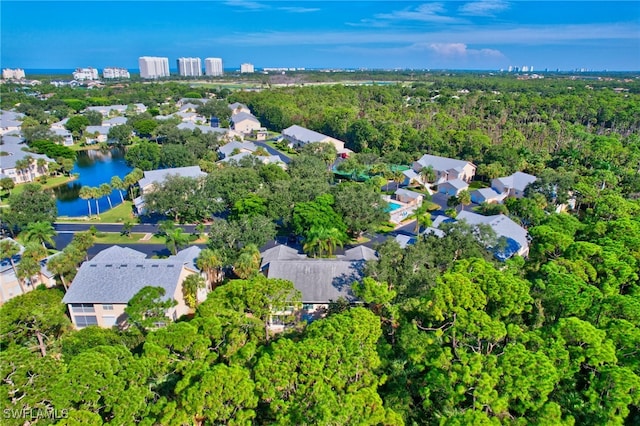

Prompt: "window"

[71,303,95,313]
[103,304,113,311]
[102,316,116,327]
[74,315,98,328]
[303,304,314,311]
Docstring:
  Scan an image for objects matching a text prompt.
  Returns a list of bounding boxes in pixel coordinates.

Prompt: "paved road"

[54,223,202,234]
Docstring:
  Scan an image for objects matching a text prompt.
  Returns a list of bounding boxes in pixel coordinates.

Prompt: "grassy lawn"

[265,141,298,156]
[94,232,165,244]
[57,201,138,224]
[469,181,490,189]
[68,144,104,152]
[2,175,78,200]
[93,232,208,245]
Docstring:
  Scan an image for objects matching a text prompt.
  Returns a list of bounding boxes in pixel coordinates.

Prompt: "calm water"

[54,147,133,217]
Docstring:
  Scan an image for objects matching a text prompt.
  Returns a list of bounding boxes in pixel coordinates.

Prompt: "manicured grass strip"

[57,201,139,224]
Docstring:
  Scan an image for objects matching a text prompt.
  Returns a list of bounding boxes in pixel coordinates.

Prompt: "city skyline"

[1,1,639,71]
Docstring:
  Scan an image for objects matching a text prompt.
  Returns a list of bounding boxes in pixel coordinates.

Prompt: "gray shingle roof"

[260,245,305,269]
[85,125,110,135]
[439,178,468,190]
[217,141,257,158]
[395,188,423,200]
[282,125,330,144]
[416,154,473,172]
[62,246,201,304]
[177,122,229,134]
[266,259,364,303]
[455,211,529,255]
[494,171,537,192]
[138,166,206,189]
[230,112,260,124]
[343,245,378,261]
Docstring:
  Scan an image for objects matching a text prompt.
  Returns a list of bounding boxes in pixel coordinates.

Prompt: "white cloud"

[425,42,504,58]
[373,3,460,23]
[223,0,267,11]
[459,0,509,17]
[208,23,638,47]
[278,6,320,13]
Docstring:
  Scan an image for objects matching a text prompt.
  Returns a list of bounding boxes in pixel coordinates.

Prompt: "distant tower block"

[205,58,223,76]
[240,63,255,73]
[139,56,170,79]
[177,57,202,77]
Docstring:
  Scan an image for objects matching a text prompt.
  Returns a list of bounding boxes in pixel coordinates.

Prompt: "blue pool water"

[385,202,403,212]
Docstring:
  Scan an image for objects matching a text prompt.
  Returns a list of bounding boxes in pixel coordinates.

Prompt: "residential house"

[0,133,51,183]
[260,245,377,328]
[218,151,286,168]
[254,128,269,141]
[491,172,537,198]
[84,126,110,144]
[134,166,207,214]
[438,178,469,197]
[231,112,261,135]
[61,246,206,329]
[394,188,424,205]
[0,110,24,135]
[85,105,127,117]
[173,111,206,123]
[0,239,58,305]
[228,102,251,115]
[177,98,210,108]
[51,128,74,146]
[470,187,505,204]
[50,118,69,130]
[281,125,346,152]
[217,141,258,159]
[455,210,530,260]
[103,116,128,127]
[412,154,476,184]
[176,122,235,140]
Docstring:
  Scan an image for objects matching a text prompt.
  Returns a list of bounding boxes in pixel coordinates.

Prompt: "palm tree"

[419,165,436,188]
[14,159,28,182]
[196,248,224,290]
[111,176,126,203]
[17,256,40,292]
[100,183,113,209]
[121,220,134,238]
[22,221,57,249]
[46,252,73,291]
[89,187,101,216]
[0,239,26,294]
[233,244,260,279]
[457,189,471,212]
[36,158,47,176]
[165,227,190,255]
[24,156,35,181]
[22,241,48,262]
[414,205,433,233]
[304,226,346,257]
[124,168,143,200]
[79,186,93,217]
[182,274,205,309]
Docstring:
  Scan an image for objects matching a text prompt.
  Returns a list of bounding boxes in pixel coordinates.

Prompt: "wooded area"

[1,73,639,424]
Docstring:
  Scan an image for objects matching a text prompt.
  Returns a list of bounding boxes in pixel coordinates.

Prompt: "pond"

[53,147,133,217]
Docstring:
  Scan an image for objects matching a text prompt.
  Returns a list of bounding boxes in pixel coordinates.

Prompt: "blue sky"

[2,1,639,71]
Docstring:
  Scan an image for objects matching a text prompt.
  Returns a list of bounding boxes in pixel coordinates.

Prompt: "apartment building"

[205,57,223,76]
[177,57,202,77]
[138,56,170,79]
[103,67,130,79]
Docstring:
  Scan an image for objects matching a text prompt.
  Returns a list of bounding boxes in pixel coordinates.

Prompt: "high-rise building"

[205,58,223,76]
[138,56,170,79]
[103,67,130,79]
[177,57,202,77]
[2,68,25,80]
[73,67,99,81]
[240,63,255,73]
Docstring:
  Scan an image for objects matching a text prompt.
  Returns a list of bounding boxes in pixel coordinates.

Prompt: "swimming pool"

[385,202,403,212]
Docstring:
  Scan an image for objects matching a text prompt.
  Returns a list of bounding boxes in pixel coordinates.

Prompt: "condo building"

[139,56,170,79]
[205,58,223,76]
[2,68,25,80]
[72,67,99,81]
[103,67,130,79]
[240,63,255,73]
[177,57,202,77]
